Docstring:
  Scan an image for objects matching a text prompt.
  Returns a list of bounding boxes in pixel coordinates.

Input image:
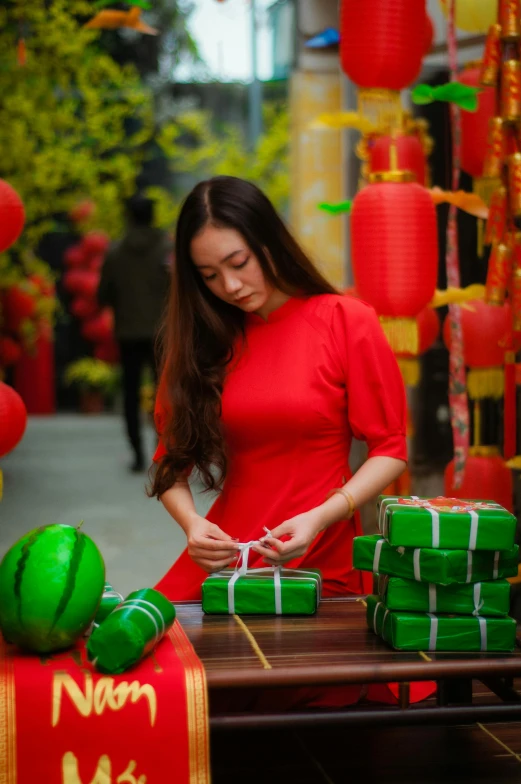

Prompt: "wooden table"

[176,597,521,730]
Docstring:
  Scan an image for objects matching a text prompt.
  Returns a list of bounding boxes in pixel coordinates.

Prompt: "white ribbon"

[472,583,484,616]
[373,538,385,573]
[217,538,321,615]
[493,551,500,580]
[428,612,438,651]
[478,616,488,651]
[112,599,166,644]
[466,551,473,583]
[468,511,479,551]
[413,549,421,581]
[428,584,437,613]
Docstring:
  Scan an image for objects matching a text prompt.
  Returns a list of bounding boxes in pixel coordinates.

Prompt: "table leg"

[399,682,410,709]
[437,678,473,706]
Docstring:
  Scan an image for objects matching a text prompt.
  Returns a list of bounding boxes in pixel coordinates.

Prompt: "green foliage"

[0,0,154,248]
[155,103,290,214]
[64,357,120,394]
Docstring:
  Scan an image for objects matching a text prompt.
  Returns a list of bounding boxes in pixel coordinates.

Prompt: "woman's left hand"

[252,510,324,565]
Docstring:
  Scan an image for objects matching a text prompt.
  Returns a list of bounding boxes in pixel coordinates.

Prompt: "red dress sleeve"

[332,296,407,462]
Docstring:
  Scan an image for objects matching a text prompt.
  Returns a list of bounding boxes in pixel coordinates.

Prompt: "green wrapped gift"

[92,582,124,626]
[375,574,511,617]
[377,495,516,551]
[366,594,516,652]
[87,588,176,674]
[202,566,322,615]
[354,535,519,585]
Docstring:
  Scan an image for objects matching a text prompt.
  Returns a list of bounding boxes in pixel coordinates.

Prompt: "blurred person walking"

[98,194,170,472]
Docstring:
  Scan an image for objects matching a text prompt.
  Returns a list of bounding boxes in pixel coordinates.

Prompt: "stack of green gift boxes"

[353,495,519,652]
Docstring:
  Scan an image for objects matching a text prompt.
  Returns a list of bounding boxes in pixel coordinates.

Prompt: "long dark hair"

[149,176,338,499]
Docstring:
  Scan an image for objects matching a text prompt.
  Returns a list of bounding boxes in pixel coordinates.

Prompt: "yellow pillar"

[289,70,345,288]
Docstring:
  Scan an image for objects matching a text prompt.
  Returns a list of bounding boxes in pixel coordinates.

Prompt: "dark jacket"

[97,225,171,341]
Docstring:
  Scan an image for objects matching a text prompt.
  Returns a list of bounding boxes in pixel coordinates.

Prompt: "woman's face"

[191,224,275,313]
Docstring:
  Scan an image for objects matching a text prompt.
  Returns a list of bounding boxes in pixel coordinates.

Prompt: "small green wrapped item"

[87,588,176,674]
[377,495,516,552]
[202,567,322,615]
[92,582,124,626]
[353,535,519,585]
[366,595,517,652]
[375,574,511,617]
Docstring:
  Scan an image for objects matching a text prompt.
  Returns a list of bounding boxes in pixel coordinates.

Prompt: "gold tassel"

[477,218,484,257]
[357,88,404,131]
[468,445,501,457]
[505,455,521,470]
[473,399,482,447]
[397,357,420,387]
[379,316,419,354]
[474,176,501,207]
[467,367,505,399]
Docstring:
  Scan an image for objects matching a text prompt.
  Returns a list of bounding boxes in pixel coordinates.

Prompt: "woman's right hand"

[185,515,240,573]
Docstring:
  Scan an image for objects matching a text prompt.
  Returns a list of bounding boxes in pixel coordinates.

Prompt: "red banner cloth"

[0,620,210,783]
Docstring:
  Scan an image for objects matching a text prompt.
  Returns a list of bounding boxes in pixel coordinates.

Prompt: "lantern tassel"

[397,357,420,387]
[467,367,505,400]
[379,316,419,354]
[504,350,517,460]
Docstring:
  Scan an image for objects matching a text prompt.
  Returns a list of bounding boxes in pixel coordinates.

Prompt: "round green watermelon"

[0,524,105,653]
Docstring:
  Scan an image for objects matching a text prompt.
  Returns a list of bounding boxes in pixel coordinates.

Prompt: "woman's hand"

[185,515,240,573]
[252,509,324,565]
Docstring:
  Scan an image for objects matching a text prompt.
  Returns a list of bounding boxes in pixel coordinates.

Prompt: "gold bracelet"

[326,488,356,519]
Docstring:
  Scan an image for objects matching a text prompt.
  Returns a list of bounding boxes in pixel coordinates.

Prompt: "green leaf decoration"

[93,0,152,9]
[411,82,480,112]
[318,200,352,215]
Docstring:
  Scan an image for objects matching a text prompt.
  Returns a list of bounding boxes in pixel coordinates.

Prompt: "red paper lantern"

[64,245,87,269]
[0,381,27,456]
[340,0,425,90]
[459,64,496,178]
[0,337,22,367]
[442,300,510,368]
[0,179,25,253]
[62,270,100,298]
[70,297,99,321]
[444,453,513,512]
[2,285,37,334]
[81,309,113,343]
[351,172,438,352]
[369,133,427,186]
[81,231,110,257]
[94,340,120,364]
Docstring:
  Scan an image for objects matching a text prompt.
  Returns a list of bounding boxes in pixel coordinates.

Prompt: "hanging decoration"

[443,0,470,489]
[396,306,440,387]
[476,0,521,463]
[443,299,511,400]
[430,187,489,218]
[439,0,499,33]
[411,81,481,111]
[84,6,158,34]
[340,0,426,127]
[351,138,438,354]
[444,450,513,511]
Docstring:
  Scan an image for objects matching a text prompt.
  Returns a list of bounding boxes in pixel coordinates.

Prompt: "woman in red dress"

[149,176,433,707]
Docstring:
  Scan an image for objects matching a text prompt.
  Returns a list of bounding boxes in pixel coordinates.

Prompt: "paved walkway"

[0,414,217,596]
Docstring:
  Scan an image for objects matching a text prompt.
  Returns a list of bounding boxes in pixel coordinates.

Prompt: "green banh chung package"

[202,567,322,615]
[353,534,518,585]
[366,594,516,652]
[377,495,516,552]
[375,574,511,617]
